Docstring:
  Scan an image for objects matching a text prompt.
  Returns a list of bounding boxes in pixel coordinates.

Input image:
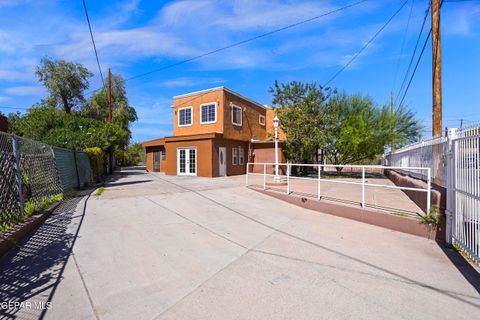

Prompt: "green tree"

[82,73,137,144]
[270,81,334,165]
[10,107,128,151]
[324,94,422,170]
[116,142,145,166]
[35,57,93,113]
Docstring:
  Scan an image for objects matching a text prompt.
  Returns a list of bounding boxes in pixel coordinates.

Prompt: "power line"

[325,0,409,87]
[82,0,105,88]
[395,2,431,104]
[86,0,369,95]
[397,29,431,107]
[392,0,414,91]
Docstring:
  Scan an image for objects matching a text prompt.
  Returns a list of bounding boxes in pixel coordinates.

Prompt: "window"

[178,107,192,126]
[232,147,238,165]
[200,102,217,124]
[161,150,166,160]
[239,147,244,165]
[259,115,266,126]
[232,105,242,126]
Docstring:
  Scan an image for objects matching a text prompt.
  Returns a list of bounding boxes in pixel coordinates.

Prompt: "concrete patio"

[0,168,479,320]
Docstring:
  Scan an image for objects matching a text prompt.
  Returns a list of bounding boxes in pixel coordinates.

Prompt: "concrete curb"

[0,202,61,258]
[253,188,446,241]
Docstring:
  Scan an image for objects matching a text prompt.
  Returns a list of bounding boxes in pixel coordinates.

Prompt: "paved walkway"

[1,168,479,320]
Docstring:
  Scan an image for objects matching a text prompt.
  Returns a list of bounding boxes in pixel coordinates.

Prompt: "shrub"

[85,147,104,182]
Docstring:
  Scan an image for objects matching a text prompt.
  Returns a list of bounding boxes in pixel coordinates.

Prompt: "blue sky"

[0,0,479,142]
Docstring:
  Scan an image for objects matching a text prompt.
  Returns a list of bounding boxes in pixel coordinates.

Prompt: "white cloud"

[443,4,480,36]
[158,77,226,87]
[0,96,11,102]
[3,86,44,96]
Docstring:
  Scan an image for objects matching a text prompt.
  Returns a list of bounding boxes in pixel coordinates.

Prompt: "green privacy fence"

[0,131,94,229]
[53,147,93,192]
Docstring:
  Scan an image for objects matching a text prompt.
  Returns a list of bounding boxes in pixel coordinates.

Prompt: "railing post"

[263,163,266,190]
[317,164,321,200]
[427,168,431,215]
[12,136,24,219]
[245,163,249,187]
[286,163,290,195]
[361,166,365,208]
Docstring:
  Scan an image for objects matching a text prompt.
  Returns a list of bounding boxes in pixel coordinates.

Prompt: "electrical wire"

[397,29,431,107]
[392,0,415,91]
[325,0,409,87]
[86,0,369,96]
[395,2,431,103]
[82,0,105,88]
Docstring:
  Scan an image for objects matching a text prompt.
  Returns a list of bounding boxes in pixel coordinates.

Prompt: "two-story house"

[142,87,285,177]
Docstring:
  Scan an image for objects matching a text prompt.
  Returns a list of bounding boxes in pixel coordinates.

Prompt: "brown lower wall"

[212,139,248,177]
[385,170,446,213]
[249,143,286,174]
[254,188,446,241]
[164,139,213,177]
[145,146,166,172]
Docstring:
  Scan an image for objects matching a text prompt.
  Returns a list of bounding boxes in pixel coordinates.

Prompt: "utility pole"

[107,67,112,123]
[432,0,442,137]
[107,67,113,174]
[460,119,464,130]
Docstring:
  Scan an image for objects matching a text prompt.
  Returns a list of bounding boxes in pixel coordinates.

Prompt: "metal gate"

[447,126,480,264]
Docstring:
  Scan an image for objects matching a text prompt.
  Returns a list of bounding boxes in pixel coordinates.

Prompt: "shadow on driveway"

[0,191,91,320]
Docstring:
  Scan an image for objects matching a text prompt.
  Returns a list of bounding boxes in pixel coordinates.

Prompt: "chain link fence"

[0,131,93,229]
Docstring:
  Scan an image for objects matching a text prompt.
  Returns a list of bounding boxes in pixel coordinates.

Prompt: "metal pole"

[427,168,431,215]
[317,164,321,200]
[245,163,249,187]
[286,163,290,194]
[361,167,365,208]
[274,125,280,182]
[263,163,266,190]
[12,136,24,219]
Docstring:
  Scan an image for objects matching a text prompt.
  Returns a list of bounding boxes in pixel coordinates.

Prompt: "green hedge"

[85,147,104,182]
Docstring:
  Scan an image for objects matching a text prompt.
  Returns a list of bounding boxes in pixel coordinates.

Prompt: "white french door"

[177,148,197,176]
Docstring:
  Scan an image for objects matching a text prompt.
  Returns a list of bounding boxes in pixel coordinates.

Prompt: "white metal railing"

[246,162,431,214]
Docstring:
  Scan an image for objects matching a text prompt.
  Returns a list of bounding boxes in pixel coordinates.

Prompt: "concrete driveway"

[1,168,479,320]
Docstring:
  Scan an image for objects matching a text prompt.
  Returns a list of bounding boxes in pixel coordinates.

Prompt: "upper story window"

[232,105,242,126]
[200,102,217,124]
[178,107,192,127]
[259,115,266,126]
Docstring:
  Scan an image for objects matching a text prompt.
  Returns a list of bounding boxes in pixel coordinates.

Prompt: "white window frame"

[231,105,242,127]
[178,106,193,127]
[259,114,266,126]
[199,102,217,124]
[232,147,238,165]
[239,146,244,165]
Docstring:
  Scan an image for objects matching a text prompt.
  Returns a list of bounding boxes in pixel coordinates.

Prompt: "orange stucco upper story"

[171,86,285,141]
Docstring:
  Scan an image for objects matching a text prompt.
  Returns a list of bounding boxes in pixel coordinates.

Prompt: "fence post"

[361,166,365,208]
[317,164,321,200]
[263,163,266,190]
[245,163,249,187]
[12,136,24,219]
[73,150,81,188]
[286,163,290,195]
[427,168,431,215]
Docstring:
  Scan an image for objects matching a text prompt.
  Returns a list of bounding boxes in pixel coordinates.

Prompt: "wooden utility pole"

[107,67,112,123]
[432,0,442,137]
